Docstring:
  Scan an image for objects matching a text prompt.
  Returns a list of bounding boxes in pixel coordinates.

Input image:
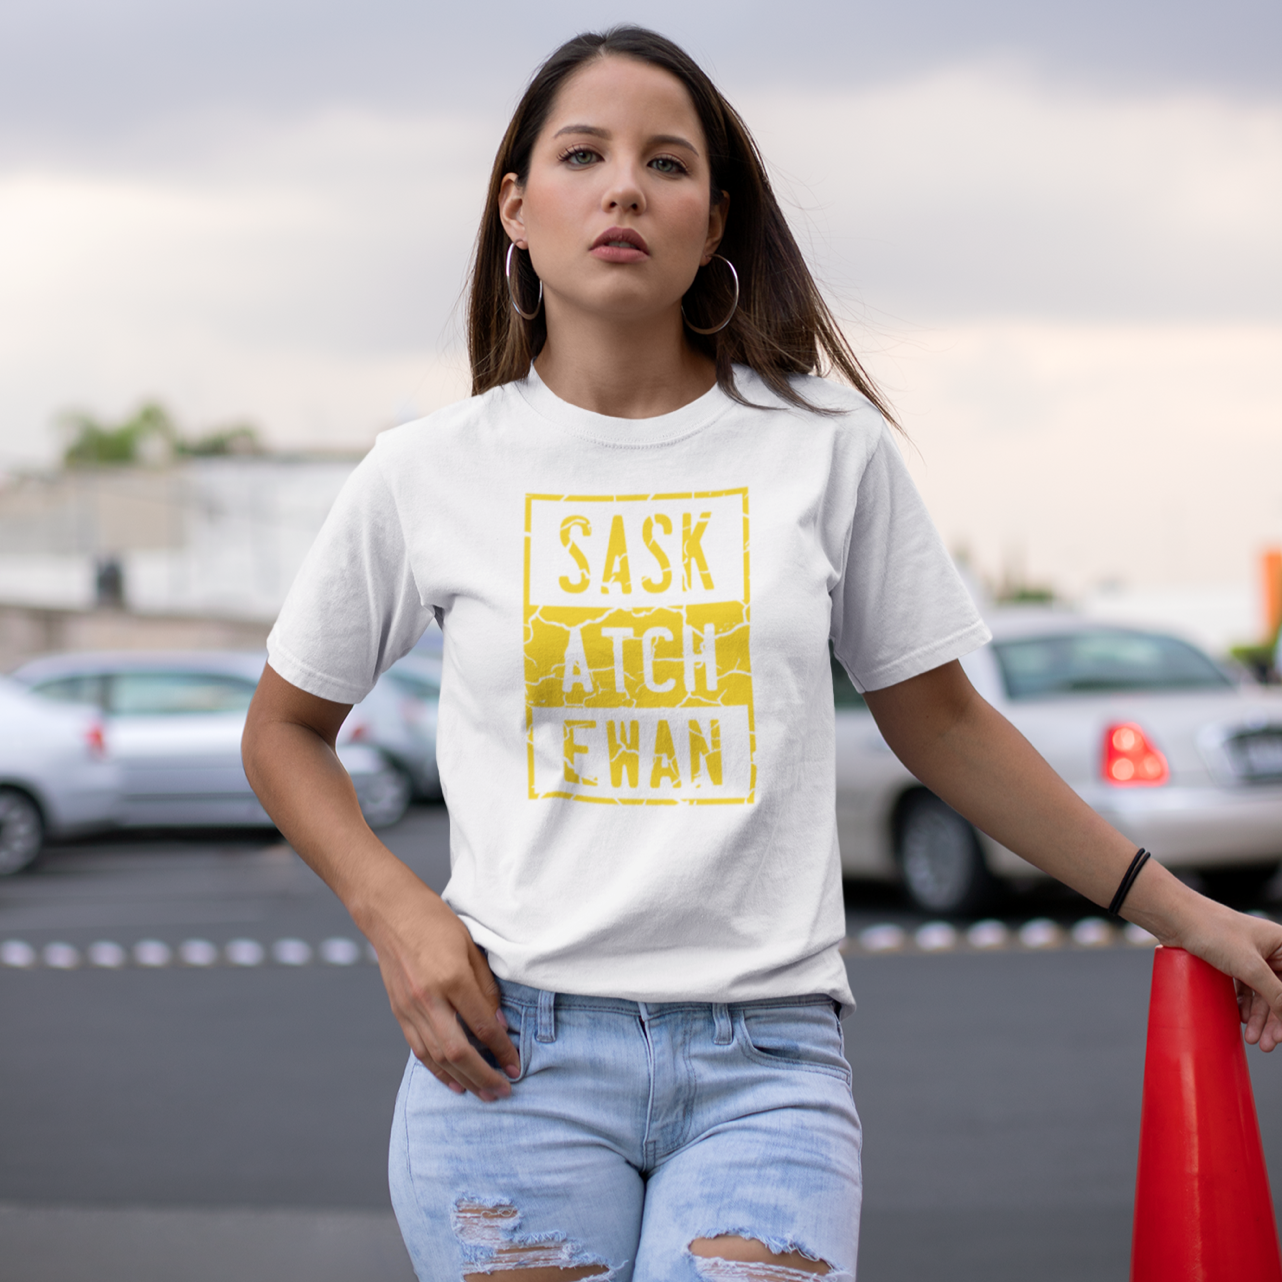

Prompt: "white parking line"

[1018,918,1062,949]
[225,939,266,967]
[88,940,127,968]
[843,915,1166,955]
[179,939,219,967]
[320,937,362,966]
[914,922,958,952]
[272,939,312,966]
[43,942,80,969]
[134,940,172,968]
[966,920,1009,949]
[0,916,1196,970]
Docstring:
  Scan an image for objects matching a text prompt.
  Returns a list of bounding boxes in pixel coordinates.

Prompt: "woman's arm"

[241,664,519,1100]
[863,660,1282,1051]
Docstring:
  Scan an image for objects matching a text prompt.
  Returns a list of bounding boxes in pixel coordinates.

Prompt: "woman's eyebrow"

[551,124,700,155]
[650,134,699,154]
[553,124,610,140]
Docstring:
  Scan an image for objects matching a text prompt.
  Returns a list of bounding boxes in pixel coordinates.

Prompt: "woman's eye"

[650,156,687,175]
[563,148,598,166]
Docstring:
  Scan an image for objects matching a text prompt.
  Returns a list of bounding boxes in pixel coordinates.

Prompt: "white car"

[836,610,1282,914]
[0,677,120,874]
[10,651,411,835]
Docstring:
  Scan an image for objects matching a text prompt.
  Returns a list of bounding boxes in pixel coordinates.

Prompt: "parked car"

[342,653,442,800]
[0,677,121,874]
[10,651,411,834]
[836,611,1282,913]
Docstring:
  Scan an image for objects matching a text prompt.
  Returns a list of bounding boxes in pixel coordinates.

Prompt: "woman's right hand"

[365,875,522,1100]
[242,665,520,1102]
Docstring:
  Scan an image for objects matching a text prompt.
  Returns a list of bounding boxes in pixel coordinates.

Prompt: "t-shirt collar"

[515,364,732,448]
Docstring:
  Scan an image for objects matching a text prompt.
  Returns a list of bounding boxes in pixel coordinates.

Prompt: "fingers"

[401,988,515,1100]
[369,888,520,1099]
[1220,919,1282,1053]
[464,944,522,1081]
[409,1043,466,1094]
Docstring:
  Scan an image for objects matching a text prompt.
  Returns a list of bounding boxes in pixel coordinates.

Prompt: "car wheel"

[1201,862,1280,907]
[896,791,996,915]
[360,761,413,829]
[0,789,44,876]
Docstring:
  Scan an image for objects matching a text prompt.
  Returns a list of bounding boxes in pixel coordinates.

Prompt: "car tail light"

[1103,722,1169,786]
[84,722,107,758]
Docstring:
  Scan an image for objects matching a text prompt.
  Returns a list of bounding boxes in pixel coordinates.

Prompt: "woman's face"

[499,55,727,329]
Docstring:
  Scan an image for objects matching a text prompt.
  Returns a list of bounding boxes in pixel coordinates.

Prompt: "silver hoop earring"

[681,254,739,335]
[505,242,543,321]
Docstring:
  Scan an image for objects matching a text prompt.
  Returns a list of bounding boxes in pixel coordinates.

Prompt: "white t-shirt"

[267,367,989,1009]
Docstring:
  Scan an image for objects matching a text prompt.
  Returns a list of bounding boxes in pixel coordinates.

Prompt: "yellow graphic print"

[524,490,754,805]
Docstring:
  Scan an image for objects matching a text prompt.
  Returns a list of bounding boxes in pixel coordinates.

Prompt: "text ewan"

[563,718,724,790]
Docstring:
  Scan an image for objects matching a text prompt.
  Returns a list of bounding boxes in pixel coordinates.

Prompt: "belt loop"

[536,989,557,1043]
[712,1003,733,1045]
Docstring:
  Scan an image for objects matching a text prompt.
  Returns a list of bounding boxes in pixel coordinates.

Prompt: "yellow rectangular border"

[524,489,755,805]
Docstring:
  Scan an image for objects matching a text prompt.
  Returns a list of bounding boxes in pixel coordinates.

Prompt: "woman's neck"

[533,308,717,419]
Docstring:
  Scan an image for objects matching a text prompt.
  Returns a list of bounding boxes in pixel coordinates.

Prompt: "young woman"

[242,26,1282,1282]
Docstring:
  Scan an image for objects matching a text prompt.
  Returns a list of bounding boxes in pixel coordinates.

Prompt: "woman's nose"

[602,167,646,214]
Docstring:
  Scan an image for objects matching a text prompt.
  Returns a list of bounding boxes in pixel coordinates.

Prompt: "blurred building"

[0,455,360,621]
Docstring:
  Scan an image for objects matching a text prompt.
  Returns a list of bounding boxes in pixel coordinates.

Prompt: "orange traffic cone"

[1131,946,1282,1280]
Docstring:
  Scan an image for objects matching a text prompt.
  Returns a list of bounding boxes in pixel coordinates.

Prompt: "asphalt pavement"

[4,809,1282,1281]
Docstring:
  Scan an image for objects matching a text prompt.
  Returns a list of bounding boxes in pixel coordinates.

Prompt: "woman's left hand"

[1160,896,1282,1051]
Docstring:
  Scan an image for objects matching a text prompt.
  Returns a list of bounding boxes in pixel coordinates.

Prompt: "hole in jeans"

[689,1233,838,1281]
[454,1198,613,1280]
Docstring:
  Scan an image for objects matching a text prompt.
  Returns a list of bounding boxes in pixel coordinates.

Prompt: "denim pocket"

[737,1002,852,1083]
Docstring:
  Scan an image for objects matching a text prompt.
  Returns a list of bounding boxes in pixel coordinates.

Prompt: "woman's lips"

[590,227,649,263]
[591,243,649,263]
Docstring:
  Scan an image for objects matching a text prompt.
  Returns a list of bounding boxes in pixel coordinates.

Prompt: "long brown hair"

[467,26,896,423]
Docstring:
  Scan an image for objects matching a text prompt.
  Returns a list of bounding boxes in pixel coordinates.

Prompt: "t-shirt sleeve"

[266,448,434,703]
[831,425,991,692]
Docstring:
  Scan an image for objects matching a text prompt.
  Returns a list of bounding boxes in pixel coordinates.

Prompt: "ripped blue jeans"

[389,978,861,1281]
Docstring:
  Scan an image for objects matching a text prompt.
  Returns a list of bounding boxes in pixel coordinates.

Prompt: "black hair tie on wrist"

[1108,848,1152,918]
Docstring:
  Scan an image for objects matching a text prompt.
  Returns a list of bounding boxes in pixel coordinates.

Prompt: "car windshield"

[108,672,258,715]
[992,630,1232,700]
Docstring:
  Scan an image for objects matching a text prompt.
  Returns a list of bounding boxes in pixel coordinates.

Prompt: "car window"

[992,631,1233,700]
[108,672,258,716]
[29,674,108,709]
[831,644,867,710]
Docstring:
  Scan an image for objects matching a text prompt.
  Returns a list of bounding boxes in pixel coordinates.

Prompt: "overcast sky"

[2,0,1279,608]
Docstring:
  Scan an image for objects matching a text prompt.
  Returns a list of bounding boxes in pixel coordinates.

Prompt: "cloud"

[0,66,1278,595]
[869,319,1282,596]
[0,108,495,463]
[745,66,1282,322]
[2,0,1277,155]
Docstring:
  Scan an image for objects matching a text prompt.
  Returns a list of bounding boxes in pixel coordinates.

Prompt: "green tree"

[59,403,262,466]
[61,403,178,467]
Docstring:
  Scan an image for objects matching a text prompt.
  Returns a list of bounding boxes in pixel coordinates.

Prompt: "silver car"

[341,653,442,801]
[836,610,1282,914]
[10,651,411,833]
[0,677,121,874]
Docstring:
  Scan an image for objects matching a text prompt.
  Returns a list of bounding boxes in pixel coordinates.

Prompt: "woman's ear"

[702,190,729,264]
[498,173,527,249]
